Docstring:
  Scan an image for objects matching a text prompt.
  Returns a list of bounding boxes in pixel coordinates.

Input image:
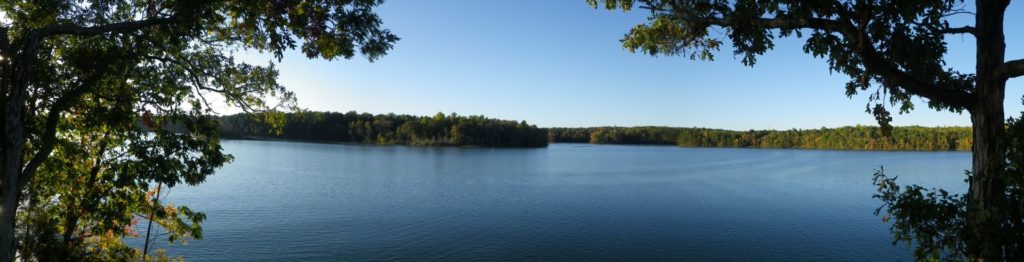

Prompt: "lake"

[145,140,969,261]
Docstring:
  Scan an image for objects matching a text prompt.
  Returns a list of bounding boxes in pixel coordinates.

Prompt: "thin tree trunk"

[967,0,1009,260]
[61,133,109,251]
[142,183,162,256]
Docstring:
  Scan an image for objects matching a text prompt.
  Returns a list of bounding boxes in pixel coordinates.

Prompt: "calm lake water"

[146,140,969,261]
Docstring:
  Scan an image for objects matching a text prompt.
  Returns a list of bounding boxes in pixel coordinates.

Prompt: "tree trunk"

[969,88,1007,260]
[142,183,163,256]
[967,0,1008,260]
[0,74,26,262]
[0,32,42,262]
[0,115,24,262]
[0,178,16,262]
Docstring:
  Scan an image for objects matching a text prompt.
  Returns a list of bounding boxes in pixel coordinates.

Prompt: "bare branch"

[936,26,976,36]
[942,10,976,17]
[996,59,1024,80]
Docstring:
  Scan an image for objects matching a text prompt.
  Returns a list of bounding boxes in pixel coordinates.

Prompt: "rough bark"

[969,86,1007,260]
[0,33,41,262]
[967,0,1009,260]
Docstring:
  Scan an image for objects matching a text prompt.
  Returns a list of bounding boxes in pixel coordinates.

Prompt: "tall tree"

[0,1,398,260]
[591,0,1022,260]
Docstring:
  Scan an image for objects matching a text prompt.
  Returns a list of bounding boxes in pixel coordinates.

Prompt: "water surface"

[148,140,968,261]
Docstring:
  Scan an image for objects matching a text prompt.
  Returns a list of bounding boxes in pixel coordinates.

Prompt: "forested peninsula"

[218,111,550,147]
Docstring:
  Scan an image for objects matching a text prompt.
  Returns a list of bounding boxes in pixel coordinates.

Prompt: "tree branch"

[689,16,844,31]
[996,59,1024,80]
[645,4,843,32]
[18,73,105,190]
[36,15,178,38]
[143,55,219,110]
[936,26,975,36]
[830,14,973,109]
[859,47,973,107]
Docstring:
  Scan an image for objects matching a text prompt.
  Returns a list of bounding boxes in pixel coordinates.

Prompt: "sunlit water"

[141,140,969,261]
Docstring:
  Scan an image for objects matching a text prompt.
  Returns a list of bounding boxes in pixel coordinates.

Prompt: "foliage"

[872,104,1024,260]
[550,126,972,151]
[0,0,398,260]
[219,111,549,148]
[18,114,222,260]
[872,168,967,260]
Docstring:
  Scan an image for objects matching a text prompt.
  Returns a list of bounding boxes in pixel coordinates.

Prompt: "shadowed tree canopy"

[219,111,549,148]
[590,0,1023,260]
[0,0,397,260]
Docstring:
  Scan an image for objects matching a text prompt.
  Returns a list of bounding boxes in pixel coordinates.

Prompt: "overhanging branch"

[831,14,973,109]
[859,47,973,108]
[690,16,843,31]
[36,15,178,38]
[657,6,973,109]
[647,4,843,32]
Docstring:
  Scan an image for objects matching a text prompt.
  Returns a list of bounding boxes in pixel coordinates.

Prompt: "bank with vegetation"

[549,126,972,151]
[220,112,972,151]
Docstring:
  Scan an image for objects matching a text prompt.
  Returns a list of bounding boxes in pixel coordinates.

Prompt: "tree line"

[549,126,972,151]
[225,112,973,151]
[218,111,549,148]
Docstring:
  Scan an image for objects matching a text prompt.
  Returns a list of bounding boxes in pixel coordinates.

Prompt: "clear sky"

[237,0,1024,130]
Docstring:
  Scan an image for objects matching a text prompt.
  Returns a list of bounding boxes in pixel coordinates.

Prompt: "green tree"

[0,1,398,260]
[591,0,1023,259]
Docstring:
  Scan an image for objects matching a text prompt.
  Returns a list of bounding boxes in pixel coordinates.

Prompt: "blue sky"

[237,1,1024,130]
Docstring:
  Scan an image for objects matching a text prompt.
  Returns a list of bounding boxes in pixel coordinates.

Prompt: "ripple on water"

[140,141,967,261]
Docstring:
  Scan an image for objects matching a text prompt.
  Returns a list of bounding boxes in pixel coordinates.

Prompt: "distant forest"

[549,126,972,151]
[218,111,549,147]
[218,112,972,151]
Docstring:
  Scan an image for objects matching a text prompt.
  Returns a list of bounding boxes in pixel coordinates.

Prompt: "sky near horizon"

[236,1,1024,130]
